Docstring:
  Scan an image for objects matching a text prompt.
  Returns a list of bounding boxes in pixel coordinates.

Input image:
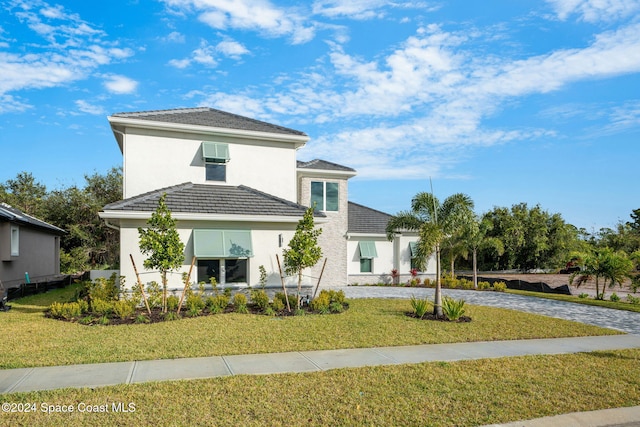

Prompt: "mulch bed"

[406,313,472,322]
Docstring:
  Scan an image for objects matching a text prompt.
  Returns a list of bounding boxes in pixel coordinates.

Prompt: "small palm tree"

[571,248,633,300]
[386,192,474,316]
[462,216,504,289]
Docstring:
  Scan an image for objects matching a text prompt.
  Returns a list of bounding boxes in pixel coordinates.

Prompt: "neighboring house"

[0,203,65,290]
[99,107,435,291]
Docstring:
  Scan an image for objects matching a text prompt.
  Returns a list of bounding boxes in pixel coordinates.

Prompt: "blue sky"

[1,0,639,232]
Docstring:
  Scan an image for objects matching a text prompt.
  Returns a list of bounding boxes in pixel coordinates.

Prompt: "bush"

[441,276,457,289]
[88,274,121,301]
[250,289,270,310]
[186,294,205,313]
[578,293,589,299]
[271,298,285,312]
[610,293,620,302]
[146,281,163,309]
[459,278,474,290]
[91,298,114,316]
[135,314,150,324]
[113,300,135,320]
[166,295,180,311]
[492,281,507,292]
[275,292,297,311]
[441,296,466,321]
[310,291,331,313]
[329,301,344,313]
[233,293,248,314]
[627,294,640,305]
[410,295,431,319]
[205,295,229,313]
[477,281,491,290]
[49,301,83,320]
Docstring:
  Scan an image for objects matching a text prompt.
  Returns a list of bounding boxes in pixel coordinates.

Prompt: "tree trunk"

[162,270,168,313]
[473,248,478,289]
[297,269,302,310]
[434,244,443,316]
[450,255,455,279]
[595,276,601,300]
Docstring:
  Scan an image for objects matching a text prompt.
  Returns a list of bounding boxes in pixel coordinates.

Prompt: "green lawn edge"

[506,289,640,313]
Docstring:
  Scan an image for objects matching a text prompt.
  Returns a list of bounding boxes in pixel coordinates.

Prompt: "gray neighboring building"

[0,203,65,290]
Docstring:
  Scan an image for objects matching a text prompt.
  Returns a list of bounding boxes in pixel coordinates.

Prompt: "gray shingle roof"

[348,202,392,234]
[103,183,325,218]
[110,107,307,137]
[0,203,65,235]
[297,159,356,172]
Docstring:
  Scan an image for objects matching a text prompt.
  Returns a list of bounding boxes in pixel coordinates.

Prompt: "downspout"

[111,128,127,198]
[103,219,120,232]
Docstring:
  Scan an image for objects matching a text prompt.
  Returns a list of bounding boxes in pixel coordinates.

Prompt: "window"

[310,181,339,211]
[197,259,248,285]
[358,241,377,273]
[10,226,19,256]
[202,142,229,182]
[409,241,420,271]
[360,258,372,273]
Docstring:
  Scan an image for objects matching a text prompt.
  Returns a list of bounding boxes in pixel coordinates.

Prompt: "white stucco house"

[99,107,435,291]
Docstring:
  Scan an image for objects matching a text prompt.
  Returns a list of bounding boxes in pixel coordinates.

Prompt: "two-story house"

[99,107,434,291]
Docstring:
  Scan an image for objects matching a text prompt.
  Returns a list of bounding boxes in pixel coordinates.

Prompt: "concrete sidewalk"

[2,334,640,395]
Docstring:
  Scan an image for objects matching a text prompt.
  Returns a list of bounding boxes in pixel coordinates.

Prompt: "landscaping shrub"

[91,298,114,316]
[49,301,83,320]
[146,281,163,309]
[627,295,640,305]
[275,292,297,311]
[410,295,431,319]
[459,278,474,290]
[578,293,589,299]
[610,293,620,302]
[88,274,121,301]
[271,297,285,312]
[477,281,491,290]
[492,281,507,292]
[205,295,229,313]
[113,300,135,320]
[441,296,466,321]
[422,278,433,287]
[310,291,331,314]
[166,295,180,311]
[250,289,270,310]
[233,293,248,314]
[186,294,205,313]
[441,276,457,289]
[135,314,150,324]
[329,301,344,313]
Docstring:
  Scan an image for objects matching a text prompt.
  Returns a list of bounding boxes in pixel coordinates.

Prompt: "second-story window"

[202,142,229,182]
[311,181,339,211]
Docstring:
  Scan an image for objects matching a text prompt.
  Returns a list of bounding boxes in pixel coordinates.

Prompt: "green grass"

[0,284,620,369]
[2,349,640,426]
[506,289,640,313]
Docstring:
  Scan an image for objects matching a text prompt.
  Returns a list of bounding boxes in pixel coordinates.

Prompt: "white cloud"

[75,99,105,115]
[103,75,138,94]
[164,31,186,43]
[161,0,316,44]
[1,0,135,104]
[312,0,434,19]
[546,0,640,22]
[216,39,249,58]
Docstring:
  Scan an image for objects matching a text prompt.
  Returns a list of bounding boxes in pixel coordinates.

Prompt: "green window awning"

[358,241,378,259]
[193,229,253,258]
[202,142,230,163]
[409,241,417,257]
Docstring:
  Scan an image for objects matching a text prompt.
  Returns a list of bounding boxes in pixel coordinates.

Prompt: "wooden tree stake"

[312,257,327,300]
[276,254,291,312]
[130,254,151,315]
[177,256,197,314]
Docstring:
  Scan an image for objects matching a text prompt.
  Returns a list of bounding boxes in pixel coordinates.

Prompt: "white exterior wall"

[119,219,302,292]
[347,237,395,285]
[122,128,297,201]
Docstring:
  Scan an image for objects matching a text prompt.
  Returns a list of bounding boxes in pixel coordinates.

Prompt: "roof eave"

[99,211,329,224]
[108,116,309,146]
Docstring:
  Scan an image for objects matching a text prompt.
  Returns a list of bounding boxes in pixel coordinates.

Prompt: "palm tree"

[462,216,504,289]
[571,248,633,300]
[386,192,474,316]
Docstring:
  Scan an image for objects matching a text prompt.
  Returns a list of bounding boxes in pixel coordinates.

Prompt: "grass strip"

[506,289,640,313]
[1,349,639,426]
[0,284,620,369]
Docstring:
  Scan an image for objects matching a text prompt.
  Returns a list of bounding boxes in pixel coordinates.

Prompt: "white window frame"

[10,226,19,256]
[310,181,339,211]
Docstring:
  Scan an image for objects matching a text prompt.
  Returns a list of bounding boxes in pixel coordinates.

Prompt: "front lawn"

[0,283,620,369]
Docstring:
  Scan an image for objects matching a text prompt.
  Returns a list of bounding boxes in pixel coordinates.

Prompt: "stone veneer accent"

[298,176,349,287]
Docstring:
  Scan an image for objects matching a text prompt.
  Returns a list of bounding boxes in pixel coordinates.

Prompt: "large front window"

[311,181,339,211]
[197,259,248,285]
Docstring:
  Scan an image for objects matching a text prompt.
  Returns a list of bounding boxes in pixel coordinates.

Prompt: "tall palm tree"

[386,192,474,316]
